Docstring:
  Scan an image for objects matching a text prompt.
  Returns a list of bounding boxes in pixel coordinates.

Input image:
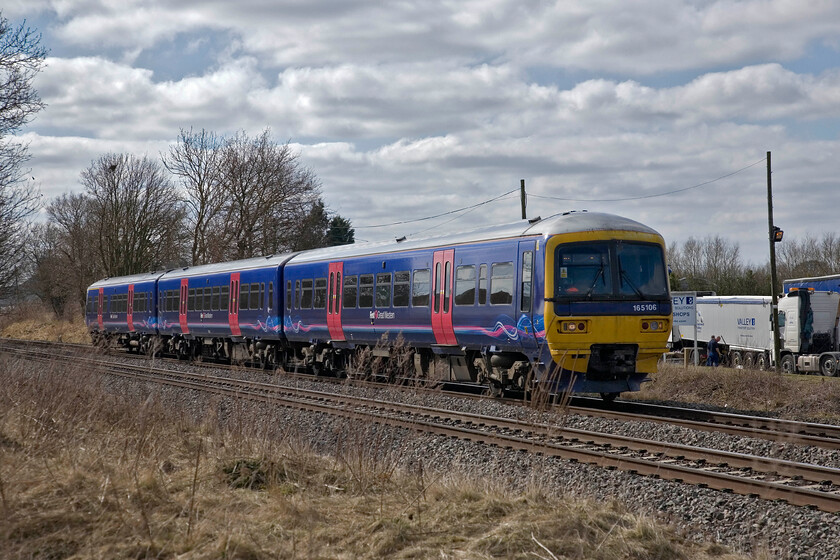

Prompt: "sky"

[7,0,840,266]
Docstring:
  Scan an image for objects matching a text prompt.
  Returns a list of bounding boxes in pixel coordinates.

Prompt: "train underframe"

[91,330,636,400]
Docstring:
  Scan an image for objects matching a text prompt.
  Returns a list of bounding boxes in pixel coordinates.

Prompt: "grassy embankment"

[0,306,764,559]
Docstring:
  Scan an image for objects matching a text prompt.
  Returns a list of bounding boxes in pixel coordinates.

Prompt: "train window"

[556,244,612,298]
[455,265,476,306]
[188,289,195,311]
[268,282,273,310]
[314,278,327,309]
[478,264,487,304]
[239,283,249,310]
[301,279,313,309]
[520,251,533,312]
[359,274,374,308]
[335,272,341,310]
[433,264,441,313]
[259,283,265,310]
[412,269,430,307]
[343,275,358,308]
[201,287,209,310]
[616,243,668,298]
[490,262,514,305]
[376,273,392,308]
[393,271,410,307]
[250,283,259,309]
[212,287,220,310]
[295,280,301,309]
[171,290,178,313]
[286,281,292,311]
[220,286,229,312]
[329,273,334,313]
[443,263,451,313]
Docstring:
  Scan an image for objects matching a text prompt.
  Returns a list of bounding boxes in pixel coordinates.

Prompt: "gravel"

[97,353,840,559]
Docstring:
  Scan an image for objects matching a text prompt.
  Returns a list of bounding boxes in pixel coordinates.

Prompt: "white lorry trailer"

[676,290,840,375]
[676,296,774,368]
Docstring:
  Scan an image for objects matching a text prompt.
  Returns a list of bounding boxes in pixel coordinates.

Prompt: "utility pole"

[520,179,526,219]
[767,151,781,372]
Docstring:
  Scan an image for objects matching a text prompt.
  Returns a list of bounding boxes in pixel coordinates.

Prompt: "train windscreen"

[555,241,667,300]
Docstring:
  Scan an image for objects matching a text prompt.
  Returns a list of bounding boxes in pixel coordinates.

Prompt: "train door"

[127,284,135,332]
[327,262,345,341]
[431,249,457,345]
[179,279,190,334]
[228,273,241,336]
[518,241,537,349]
[97,288,104,331]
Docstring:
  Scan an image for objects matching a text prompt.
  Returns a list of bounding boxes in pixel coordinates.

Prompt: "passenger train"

[86,211,672,399]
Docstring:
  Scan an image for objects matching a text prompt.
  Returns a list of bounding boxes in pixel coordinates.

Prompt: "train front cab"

[542,229,671,395]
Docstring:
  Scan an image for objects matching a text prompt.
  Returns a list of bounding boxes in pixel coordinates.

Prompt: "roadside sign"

[671,291,697,326]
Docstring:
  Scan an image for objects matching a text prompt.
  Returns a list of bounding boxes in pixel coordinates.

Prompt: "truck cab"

[778,289,840,374]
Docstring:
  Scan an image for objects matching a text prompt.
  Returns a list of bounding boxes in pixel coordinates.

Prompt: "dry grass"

[0,355,761,559]
[638,362,840,422]
[0,302,89,344]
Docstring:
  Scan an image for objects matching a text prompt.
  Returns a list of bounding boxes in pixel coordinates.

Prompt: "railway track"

[4,340,840,513]
[4,336,840,450]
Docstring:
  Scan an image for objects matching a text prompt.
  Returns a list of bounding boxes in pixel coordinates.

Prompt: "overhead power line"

[528,157,767,203]
[354,187,519,229]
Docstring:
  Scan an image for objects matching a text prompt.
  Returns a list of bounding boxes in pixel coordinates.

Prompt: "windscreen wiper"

[585,262,605,299]
[619,265,644,299]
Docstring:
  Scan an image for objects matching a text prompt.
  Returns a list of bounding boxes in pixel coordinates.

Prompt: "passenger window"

[359,274,374,308]
[221,286,229,312]
[212,287,220,310]
[478,264,488,305]
[301,279,313,309]
[268,282,273,310]
[455,265,476,306]
[286,281,292,311]
[188,289,195,311]
[250,283,259,310]
[314,278,327,309]
[490,262,514,305]
[295,280,301,309]
[236,283,246,310]
[343,275,358,308]
[412,269,430,307]
[393,271,410,307]
[434,264,441,313]
[328,273,334,313]
[204,287,212,311]
[376,273,392,308]
[520,251,533,312]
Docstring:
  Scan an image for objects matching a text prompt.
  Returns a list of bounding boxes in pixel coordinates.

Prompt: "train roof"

[288,211,660,264]
[157,252,298,281]
[87,271,165,290]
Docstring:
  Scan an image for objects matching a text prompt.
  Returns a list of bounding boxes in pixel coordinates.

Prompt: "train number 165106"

[633,304,658,312]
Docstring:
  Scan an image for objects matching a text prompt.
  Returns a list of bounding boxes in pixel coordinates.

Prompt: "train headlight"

[559,320,588,333]
[641,319,668,332]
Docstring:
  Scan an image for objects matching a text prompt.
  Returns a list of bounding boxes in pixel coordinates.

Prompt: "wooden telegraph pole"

[520,179,526,219]
[767,151,782,372]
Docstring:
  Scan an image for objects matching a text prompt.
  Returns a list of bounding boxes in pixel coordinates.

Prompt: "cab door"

[431,249,457,345]
[518,241,537,349]
[327,262,345,341]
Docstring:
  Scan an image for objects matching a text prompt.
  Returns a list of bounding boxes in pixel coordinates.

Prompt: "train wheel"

[600,392,619,403]
[780,354,796,374]
[819,355,837,377]
[755,353,768,371]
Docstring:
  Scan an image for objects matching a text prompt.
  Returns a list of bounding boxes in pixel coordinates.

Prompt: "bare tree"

[81,153,186,277]
[668,235,745,294]
[0,14,46,296]
[162,128,224,265]
[213,129,322,260]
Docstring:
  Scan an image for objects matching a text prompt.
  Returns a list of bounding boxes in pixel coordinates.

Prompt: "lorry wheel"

[780,354,796,374]
[820,355,837,377]
[743,353,755,369]
[731,351,743,367]
[755,353,768,371]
